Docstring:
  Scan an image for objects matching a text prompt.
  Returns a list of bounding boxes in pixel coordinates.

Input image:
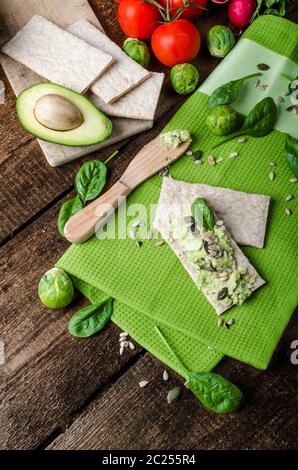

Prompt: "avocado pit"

[34,94,83,131]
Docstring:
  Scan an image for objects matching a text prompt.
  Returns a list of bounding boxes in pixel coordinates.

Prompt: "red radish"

[228,0,255,33]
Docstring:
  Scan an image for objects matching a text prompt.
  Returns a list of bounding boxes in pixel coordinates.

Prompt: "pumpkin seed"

[167,386,181,404]
[268,172,275,181]
[163,370,169,381]
[285,208,292,216]
[217,287,228,300]
[229,151,238,159]
[290,178,298,183]
[257,63,270,70]
[139,380,149,388]
[285,194,293,202]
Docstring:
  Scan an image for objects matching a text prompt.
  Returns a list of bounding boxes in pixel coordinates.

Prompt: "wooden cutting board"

[0,0,153,167]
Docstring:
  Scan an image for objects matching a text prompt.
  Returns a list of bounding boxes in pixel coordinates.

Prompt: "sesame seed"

[120,332,128,338]
[208,155,216,166]
[290,177,298,183]
[268,172,275,181]
[269,161,276,167]
[186,150,193,156]
[155,240,165,247]
[277,96,284,103]
[226,318,234,326]
[238,138,246,143]
[129,229,137,240]
[216,156,224,163]
[163,370,169,381]
[194,159,202,165]
[129,342,135,350]
[229,151,238,159]
[132,220,141,228]
[217,318,224,327]
[285,208,292,216]
[285,194,293,202]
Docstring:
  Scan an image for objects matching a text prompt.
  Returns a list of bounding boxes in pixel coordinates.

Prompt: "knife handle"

[64,180,131,243]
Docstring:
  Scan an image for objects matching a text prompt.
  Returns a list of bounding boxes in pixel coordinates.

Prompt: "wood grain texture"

[48,321,298,450]
[0,0,297,452]
[0,196,142,450]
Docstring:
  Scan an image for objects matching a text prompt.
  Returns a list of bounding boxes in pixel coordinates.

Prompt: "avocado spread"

[173,217,256,308]
[161,129,191,148]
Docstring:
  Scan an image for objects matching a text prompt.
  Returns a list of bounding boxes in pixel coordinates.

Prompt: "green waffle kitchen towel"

[58,16,298,377]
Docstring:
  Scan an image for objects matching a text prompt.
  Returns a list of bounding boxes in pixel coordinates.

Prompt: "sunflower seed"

[186,150,193,156]
[290,177,298,183]
[269,161,276,167]
[129,341,135,350]
[208,155,216,166]
[155,240,165,247]
[167,386,181,404]
[229,151,239,159]
[139,380,149,388]
[217,318,224,327]
[268,172,275,181]
[226,318,234,326]
[257,63,270,70]
[238,138,246,143]
[163,370,169,381]
[285,208,292,216]
[193,150,202,161]
[254,79,260,87]
[129,229,137,240]
[285,194,293,202]
[277,96,284,103]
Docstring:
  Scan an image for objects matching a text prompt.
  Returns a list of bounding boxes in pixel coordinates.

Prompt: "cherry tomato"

[151,19,201,67]
[118,0,161,40]
[159,0,207,21]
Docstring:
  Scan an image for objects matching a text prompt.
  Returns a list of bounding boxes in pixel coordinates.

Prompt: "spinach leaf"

[208,73,262,109]
[75,160,107,204]
[188,371,244,414]
[68,298,114,338]
[212,97,277,149]
[285,134,298,178]
[58,195,83,237]
[191,198,215,231]
[154,326,244,414]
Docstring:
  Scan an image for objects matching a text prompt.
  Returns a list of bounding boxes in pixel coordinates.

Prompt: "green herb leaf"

[75,160,107,204]
[68,298,114,338]
[188,371,244,414]
[208,73,262,109]
[285,134,298,178]
[191,198,215,231]
[58,195,83,237]
[212,97,277,149]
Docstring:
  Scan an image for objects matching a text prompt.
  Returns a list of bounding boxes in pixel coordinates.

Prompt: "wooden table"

[0,1,297,451]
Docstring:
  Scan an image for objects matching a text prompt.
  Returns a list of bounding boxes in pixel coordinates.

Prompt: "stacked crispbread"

[2,15,165,165]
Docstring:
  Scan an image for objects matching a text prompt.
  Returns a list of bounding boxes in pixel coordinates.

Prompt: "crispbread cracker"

[68,20,151,104]
[154,177,266,314]
[91,72,165,120]
[2,15,114,93]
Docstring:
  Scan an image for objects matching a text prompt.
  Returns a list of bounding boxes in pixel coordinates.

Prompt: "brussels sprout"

[38,267,74,309]
[207,25,235,58]
[170,64,199,95]
[123,38,150,68]
[206,106,244,136]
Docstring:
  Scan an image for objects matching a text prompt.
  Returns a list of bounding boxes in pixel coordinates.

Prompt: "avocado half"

[16,83,112,146]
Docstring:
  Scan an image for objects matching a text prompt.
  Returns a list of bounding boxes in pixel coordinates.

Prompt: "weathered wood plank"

[0,1,223,242]
[0,196,142,450]
[47,317,298,450]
